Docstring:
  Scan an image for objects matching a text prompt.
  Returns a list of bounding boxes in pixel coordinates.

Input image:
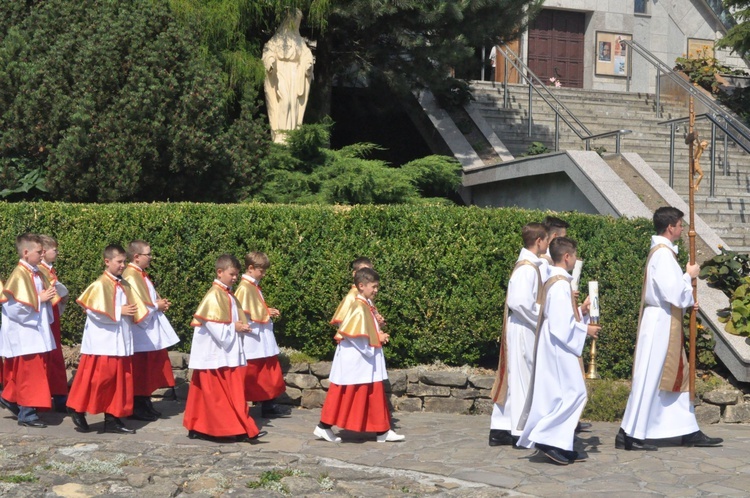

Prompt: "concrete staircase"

[471,81,750,253]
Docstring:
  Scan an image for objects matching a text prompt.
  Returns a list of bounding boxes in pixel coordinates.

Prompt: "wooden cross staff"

[686,97,698,401]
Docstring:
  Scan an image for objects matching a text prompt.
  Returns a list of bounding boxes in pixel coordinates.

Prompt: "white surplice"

[240,275,280,360]
[328,297,387,386]
[80,276,133,357]
[129,265,180,352]
[0,261,55,358]
[187,281,247,370]
[490,248,544,436]
[518,266,589,451]
[620,235,699,440]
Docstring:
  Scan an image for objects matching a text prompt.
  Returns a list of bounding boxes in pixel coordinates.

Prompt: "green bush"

[0,202,659,376]
[582,379,631,422]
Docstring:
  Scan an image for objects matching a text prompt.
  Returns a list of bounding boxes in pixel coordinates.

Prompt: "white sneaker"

[376,430,406,443]
[313,426,341,443]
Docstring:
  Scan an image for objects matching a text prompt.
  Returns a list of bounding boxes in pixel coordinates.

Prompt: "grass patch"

[0,473,37,484]
[246,468,308,495]
[317,473,335,491]
[696,372,728,398]
[279,347,319,367]
[582,379,631,422]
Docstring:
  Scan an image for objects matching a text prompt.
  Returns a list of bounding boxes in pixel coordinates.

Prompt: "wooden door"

[495,39,521,84]
[527,9,585,88]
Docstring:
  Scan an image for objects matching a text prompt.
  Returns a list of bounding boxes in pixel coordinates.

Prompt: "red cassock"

[46,304,69,396]
[243,356,286,402]
[0,357,4,386]
[183,367,260,438]
[320,381,390,433]
[2,353,52,409]
[66,354,133,417]
[131,350,175,397]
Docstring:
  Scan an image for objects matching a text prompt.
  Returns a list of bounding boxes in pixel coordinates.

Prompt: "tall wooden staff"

[687,97,698,401]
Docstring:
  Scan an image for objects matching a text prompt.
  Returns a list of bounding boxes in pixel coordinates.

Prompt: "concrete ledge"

[463,102,514,164]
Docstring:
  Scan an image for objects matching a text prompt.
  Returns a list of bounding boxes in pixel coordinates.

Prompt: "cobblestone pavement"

[0,399,748,497]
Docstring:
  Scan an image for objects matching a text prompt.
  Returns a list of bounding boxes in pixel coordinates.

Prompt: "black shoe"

[576,422,592,432]
[236,430,268,443]
[103,414,136,434]
[188,430,225,443]
[261,403,290,418]
[144,399,162,418]
[562,449,587,463]
[128,410,158,422]
[0,397,20,416]
[536,444,570,465]
[615,428,657,451]
[67,408,90,432]
[681,430,723,447]
[488,429,514,446]
[18,419,46,428]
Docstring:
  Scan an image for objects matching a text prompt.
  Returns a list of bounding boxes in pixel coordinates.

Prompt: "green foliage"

[0,0,269,202]
[683,315,717,370]
[255,124,461,205]
[0,202,655,376]
[432,78,475,110]
[717,0,750,57]
[0,159,47,199]
[718,276,750,336]
[581,379,631,422]
[0,473,37,484]
[674,46,750,125]
[246,468,307,494]
[522,142,550,156]
[700,245,750,298]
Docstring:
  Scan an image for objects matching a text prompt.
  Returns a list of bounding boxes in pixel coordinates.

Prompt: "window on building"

[634,0,648,14]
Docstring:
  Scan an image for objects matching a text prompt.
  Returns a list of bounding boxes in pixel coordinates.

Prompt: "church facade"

[498,0,748,93]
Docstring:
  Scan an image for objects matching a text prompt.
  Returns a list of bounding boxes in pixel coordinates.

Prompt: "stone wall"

[138,352,750,422]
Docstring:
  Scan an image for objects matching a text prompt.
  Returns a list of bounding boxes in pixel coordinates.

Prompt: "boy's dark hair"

[39,234,58,250]
[544,216,569,236]
[354,267,379,286]
[215,253,242,272]
[16,233,42,256]
[244,251,270,269]
[521,223,548,249]
[550,237,577,263]
[126,240,150,261]
[103,244,126,260]
[653,207,684,235]
[351,257,373,271]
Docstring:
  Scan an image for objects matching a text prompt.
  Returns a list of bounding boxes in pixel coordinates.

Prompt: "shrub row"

[0,202,656,377]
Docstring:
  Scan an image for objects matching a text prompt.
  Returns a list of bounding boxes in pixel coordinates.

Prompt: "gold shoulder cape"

[330,286,358,325]
[334,297,380,347]
[633,244,690,393]
[3,263,50,312]
[191,283,248,327]
[77,273,137,322]
[490,260,543,405]
[37,264,62,307]
[121,265,155,324]
[234,278,271,323]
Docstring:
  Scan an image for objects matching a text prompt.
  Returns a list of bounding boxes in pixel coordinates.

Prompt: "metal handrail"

[659,113,750,198]
[496,44,631,153]
[624,39,750,148]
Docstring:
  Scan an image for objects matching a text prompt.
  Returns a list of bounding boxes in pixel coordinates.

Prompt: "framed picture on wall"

[595,32,632,77]
[687,38,714,59]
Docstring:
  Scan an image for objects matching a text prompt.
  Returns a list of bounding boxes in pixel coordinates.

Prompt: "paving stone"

[423,397,473,414]
[695,403,721,424]
[703,389,741,405]
[406,383,450,397]
[282,476,322,495]
[284,373,320,390]
[309,361,332,378]
[301,389,327,409]
[468,374,496,390]
[419,371,468,387]
[724,402,750,423]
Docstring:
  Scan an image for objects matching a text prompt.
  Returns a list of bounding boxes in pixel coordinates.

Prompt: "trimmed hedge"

[0,202,656,378]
